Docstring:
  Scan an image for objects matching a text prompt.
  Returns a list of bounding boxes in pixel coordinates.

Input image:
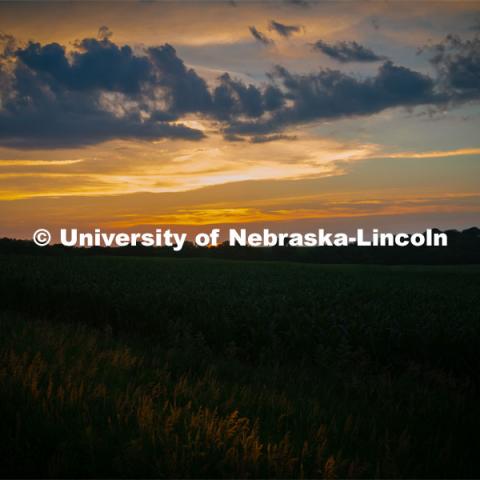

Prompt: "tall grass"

[0,256,479,477]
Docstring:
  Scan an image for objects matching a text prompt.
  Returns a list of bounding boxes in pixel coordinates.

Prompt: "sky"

[0,0,479,239]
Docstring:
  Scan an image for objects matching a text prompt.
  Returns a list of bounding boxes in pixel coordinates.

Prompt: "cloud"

[226,61,439,135]
[248,26,274,46]
[0,31,280,148]
[228,42,480,135]
[249,134,297,143]
[1,29,479,149]
[0,106,204,149]
[223,133,245,142]
[312,40,386,63]
[426,34,480,99]
[17,38,153,94]
[0,32,16,58]
[97,25,113,41]
[212,73,266,119]
[379,147,480,159]
[0,34,207,148]
[269,20,303,38]
[262,84,285,111]
[148,43,212,114]
[284,0,312,7]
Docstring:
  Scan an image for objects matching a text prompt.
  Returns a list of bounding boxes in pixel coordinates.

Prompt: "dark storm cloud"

[1,29,479,148]
[148,43,212,114]
[263,84,286,111]
[0,31,279,147]
[426,34,480,99]
[312,40,386,63]
[248,26,274,46]
[17,37,152,94]
[0,109,204,149]
[269,20,303,38]
[225,61,439,135]
[212,73,265,119]
[0,34,206,148]
[0,60,204,148]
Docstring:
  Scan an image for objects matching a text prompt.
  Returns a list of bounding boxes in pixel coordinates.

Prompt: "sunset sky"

[0,0,479,239]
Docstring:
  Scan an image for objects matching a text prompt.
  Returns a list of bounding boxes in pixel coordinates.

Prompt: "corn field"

[0,255,479,477]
